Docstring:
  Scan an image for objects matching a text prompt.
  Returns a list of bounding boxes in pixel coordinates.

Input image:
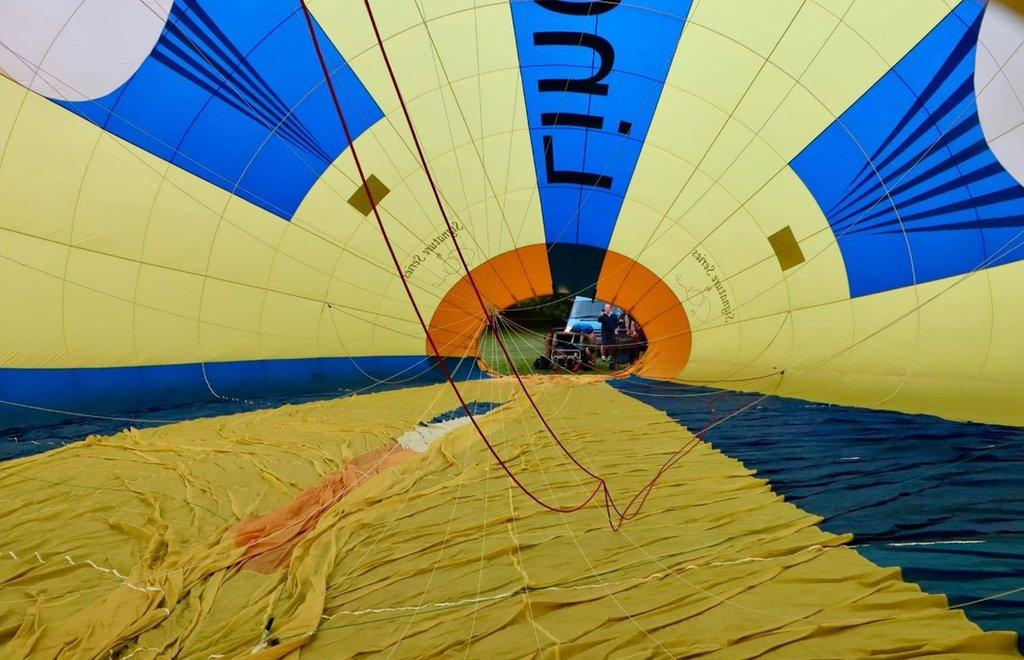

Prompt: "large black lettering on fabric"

[543,135,612,188]
[534,0,621,16]
[532,32,614,96]
[541,112,604,129]
[531,1,620,190]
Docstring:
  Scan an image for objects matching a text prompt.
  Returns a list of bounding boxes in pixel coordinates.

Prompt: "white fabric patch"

[0,0,172,101]
[975,0,1024,187]
[397,409,498,453]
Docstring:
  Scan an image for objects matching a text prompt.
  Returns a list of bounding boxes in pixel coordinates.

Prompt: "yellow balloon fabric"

[2,1,1024,657]
[0,379,1017,657]
[1,0,1023,426]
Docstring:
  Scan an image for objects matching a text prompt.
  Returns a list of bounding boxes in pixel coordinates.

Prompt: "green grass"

[477,321,615,376]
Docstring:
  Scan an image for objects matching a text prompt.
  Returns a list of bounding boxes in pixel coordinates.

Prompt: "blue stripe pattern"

[57,0,381,220]
[0,356,484,433]
[791,0,1024,296]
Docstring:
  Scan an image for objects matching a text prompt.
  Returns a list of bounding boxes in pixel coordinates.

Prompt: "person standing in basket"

[598,303,619,361]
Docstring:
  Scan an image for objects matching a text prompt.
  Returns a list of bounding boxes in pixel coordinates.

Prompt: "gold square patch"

[767,225,805,271]
[347,175,390,216]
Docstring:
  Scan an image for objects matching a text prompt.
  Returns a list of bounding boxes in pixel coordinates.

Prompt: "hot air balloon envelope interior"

[1,0,1023,656]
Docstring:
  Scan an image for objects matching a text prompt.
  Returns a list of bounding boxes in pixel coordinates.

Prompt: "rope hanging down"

[298,0,764,529]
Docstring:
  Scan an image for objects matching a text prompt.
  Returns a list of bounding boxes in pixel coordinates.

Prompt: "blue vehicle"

[563,296,621,336]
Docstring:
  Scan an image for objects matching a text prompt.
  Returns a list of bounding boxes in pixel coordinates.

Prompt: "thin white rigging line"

[462,336,500,656]
[384,324,514,655]
[410,0,612,305]
[557,407,880,630]
[290,10,741,339]
[531,0,705,255]
[4,360,477,523]
[295,3,522,298]
[0,356,480,596]
[615,0,812,274]
[623,0,856,386]
[0,57,461,406]
[489,315,575,377]
[634,3,1024,335]
[500,355,856,635]
[0,240,428,359]
[317,352,492,606]
[126,0,479,285]
[495,363,673,655]
[0,42,459,303]
[951,585,1024,609]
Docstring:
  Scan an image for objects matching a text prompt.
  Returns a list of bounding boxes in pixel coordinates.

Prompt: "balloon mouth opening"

[425,245,692,381]
[472,295,650,377]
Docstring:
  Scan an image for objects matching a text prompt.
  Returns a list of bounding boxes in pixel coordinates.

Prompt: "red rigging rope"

[353,0,605,487]
[297,0,607,519]
[298,0,756,529]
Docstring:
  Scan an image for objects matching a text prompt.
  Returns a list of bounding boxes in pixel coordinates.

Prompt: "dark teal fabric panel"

[614,377,1024,646]
[426,401,503,425]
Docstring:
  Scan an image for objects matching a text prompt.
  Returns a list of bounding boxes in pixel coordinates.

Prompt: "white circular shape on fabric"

[975,0,1024,186]
[0,0,171,102]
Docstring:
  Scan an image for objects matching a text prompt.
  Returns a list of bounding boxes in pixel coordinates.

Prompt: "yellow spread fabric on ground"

[0,378,1017,658]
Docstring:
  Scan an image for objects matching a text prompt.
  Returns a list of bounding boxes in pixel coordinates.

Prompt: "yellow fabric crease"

[0,378,1017,658]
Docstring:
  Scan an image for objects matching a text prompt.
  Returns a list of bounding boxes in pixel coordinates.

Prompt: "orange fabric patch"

[427,244,689,377]
[596,252,691,379]
[426,244,552,358]
[231,443,413,574]
[427,244,690,377]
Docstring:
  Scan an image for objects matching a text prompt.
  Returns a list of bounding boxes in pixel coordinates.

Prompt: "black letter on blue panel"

[541,112,604,129]
[532,32,614,96]
[534,0,621,16]
[543,134,613,188]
